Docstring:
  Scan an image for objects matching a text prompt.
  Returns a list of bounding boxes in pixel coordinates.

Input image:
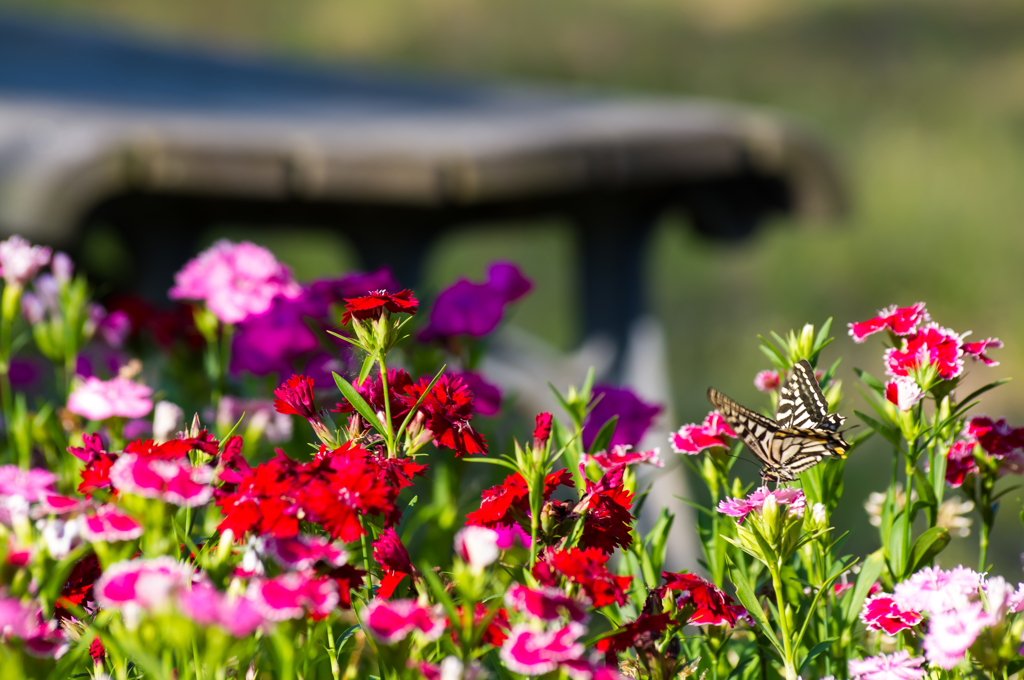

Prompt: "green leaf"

[395,365,446,441]
[799,638,838,672]
[358,350,379,383]
[913,468,937,507]
[813,317,833,351]
[333,371,386,436]
[853,410,901,447]
[853,367,887,396]
[587,416,618,454]
[727,558,783,656]
[887,511,908,577]
[844,549,885,625]
[464,457,520,472]
[907,527,950,574]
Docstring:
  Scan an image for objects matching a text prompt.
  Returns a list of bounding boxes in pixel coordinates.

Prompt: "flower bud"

[20,292,44,325]
[453,526,500,573]
[51,252,74,285]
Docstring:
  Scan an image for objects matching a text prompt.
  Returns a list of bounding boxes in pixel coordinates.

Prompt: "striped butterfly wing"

[707,388,780,468]
[777,359,848,437]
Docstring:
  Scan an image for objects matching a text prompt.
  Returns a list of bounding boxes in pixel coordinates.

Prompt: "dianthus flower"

[534,547,632,608]
[663,571,747,626]
[848,650,926,680]
[0,236,51,287]
[454,526,501,572]
[248,572,339,621]
[177,583,266,637]
[848,302,929,343]
[922,602,993,670]
[419,262,531,341]
[262,534,347,571]
[365,454,428,491]
[79,504,144,542]
[717,486,806,523]
[754,369,781,392]
[586,445,663,472]
[595,612,673,665]
[54,554,102,621]
[94,557,194,624]
[403,374,487,456]
[466,469,571,528]
[0,595,67,658]
[273,374,319,421]
[582,386,661,450]
[963,337,1002,366]
[0,465,56,502]
[332,368,413,434]
[372,527,414,599]
[341,289,418,325]
[671,411,737,454]
[67,376,153,421]
[500,622,585,676]
[884,323,964,380]
[885,376,923,411]
[533,412,553,446]
[893,565,982,614]
[169,239,300,325]
[965,416,1024,457]
[505,584,589,622]
[109,455,214,507]
[363,599,446,644]
[577,469,635,553]
[944,440,979,488]
[860,593,923,635]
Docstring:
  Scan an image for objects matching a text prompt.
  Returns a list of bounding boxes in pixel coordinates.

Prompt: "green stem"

[361,531,374,601]
[379,356,394,456]
[769,565,798,680]
[192,636,204,680]
[0,282,20,453]
[326,621,341,680]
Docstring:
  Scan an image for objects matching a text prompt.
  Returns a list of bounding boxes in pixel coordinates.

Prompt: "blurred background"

[1,0,1022,575]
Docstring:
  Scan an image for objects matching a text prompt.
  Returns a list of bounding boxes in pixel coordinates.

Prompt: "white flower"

[0,236,51,286]
[153,401,185,443]
[454,526,501,573]
[936,498,974,537]
[885,376,923,411]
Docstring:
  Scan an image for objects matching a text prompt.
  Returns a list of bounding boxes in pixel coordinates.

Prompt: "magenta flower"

[586,445,663,472]
[37,494,85,515]
[499,622,586,675]
[95,557,194,622]
[309,267,401,301]
[884,324,964,380]
[582,386,661,450]
[848,302,929,343]
[893,565,982,614]
[885,376,923,411]
[454,371,502,416]
[848,650,926,680]
[671,411,737,455]
[420,262,532,341]
[177,583,266,637]
[230,292,324,376]
[169,239,301,325]
[717,486,806,522]
[0,236,51,287]
[66,377,154,421]
[454,526,501,572]
[505,584,589,623]
[944,440,979,488]
[247,573,339,621]
[753,370,781,392]
[363,599,446,644]
[964,416,1024,457]
[109,455,214,507]
[923,602,993,670]
[79,505,143,543]
[859,593,923,634]
[263,535,348,571]
[0,465,56,502]
[964,337,1002,366]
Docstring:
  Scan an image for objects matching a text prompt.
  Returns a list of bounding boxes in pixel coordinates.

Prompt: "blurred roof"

[0,13,845,242]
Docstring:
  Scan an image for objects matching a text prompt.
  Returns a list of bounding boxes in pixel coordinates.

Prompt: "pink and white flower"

[670,412,737,455]
[499,622,586,675]
[753,370,781,392]
[586,446,663,472]
[79,505,144,543]
[110,454,214,507]
[454,526,501,572]
[893,565,982,614]
[717,486,806,522]
[505,584,589,623]
[0,466,56,503]
[848,303,929,343]
[848,650,926,680]
[169,239,301,325]
[177,583,266,637]
[95,557,194,624]
[0,597,68,659]
[67,377,154,421]
[0,236,52,287]
[944,440,979,488]
[363,598,446,644]
[963,337,1002,366]
[859,593,923,635]
[923,601,993,670]
[263,535,347,571]
[247,573,339,621]
[884,324,964,381]
[885,376,923,411]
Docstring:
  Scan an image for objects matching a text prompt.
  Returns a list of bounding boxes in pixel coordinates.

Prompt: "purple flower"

[455,371,502,416]
[307,267,400,301]
[848,650,926,680]
[420,262,533,341]
[231,293,323,376]
[717,486,806,522]
[581,386,661,450]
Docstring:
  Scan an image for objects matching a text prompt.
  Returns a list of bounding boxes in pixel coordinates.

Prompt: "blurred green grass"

[9,0,1024,573]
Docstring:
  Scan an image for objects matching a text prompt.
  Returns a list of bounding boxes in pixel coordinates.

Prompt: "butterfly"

[707,360,849,483]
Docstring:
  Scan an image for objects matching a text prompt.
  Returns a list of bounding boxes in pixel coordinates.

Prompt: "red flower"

[944,440,979,488]
[535,547,632,608]
[848,302,929,343]
[369,455,428,491]
[403,374,487,456]
[373,527,414,599]
[964,338,1003,367]
[124,438,193,460]
[578,469,635,553]
[332,368,413,433]
[466,469,572,528]
[274,374,319,421]
[594,612,672,665]
[885,324,964,380]
[662,571,746,627]
[860,593,923,634]
[534,412,553,446]
[304,443,401,541]
[965,416,1024,457]
[327,564,366,610]
[453,603,509,646]
[54,553,102,621]
[214,435,251,488]
[216,451,307,539]
[342,289,418,324]
[68,434,118,496]
[67,433,106,463]
[88,637,105,664]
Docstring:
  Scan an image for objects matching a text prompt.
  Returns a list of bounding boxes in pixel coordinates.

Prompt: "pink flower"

[169,239,301,325]
[923,602,993,670]
[670,412,737,455]
[0,465,56,502]
[884,324,964,380]
[363,599,446,644]
[248,572,339,621]
[500,622,586,675]
[885,376,923,411]
[109,454,214,507]
[454,526,501,572]
[753,370,781,392]
[80,505,143,542]
[0,236,51,287]
[893,565,982,614]
[263,535,347,571]
[965,416,1024,457]
[848,303,929,343]
[67,377,153,421]
[717,486,806,522]
[177,583,266,637]
[944,440,979,488]
[505,584,589,623]
[860,593,923,634]
[848,650,926,680]
[963,337,1002,366]
[95,557,194,621]
[586,445,663,472]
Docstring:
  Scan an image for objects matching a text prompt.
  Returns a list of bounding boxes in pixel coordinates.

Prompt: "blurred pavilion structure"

[0,13,846,569]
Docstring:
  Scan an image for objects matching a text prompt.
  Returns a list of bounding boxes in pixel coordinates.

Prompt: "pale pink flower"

[500,622,586,675]
[885,376,923,411]
[169,240,300,325]
[95,557,194,624]
[177,583,266,637]
[754,370,781,392]
[717,486,806,522]
[0,466,56,502]
[505,584,589,623]
[110,455,214,507]
[848,650,925,680]
[51,252,73,284]
[363,599,446,644]
[67,377,153,421]
[454,526,501,572]
[923,601,993,670]
[263,535,347,571]
[893,565,982,614]
[247,572,338,621]
[79,505,143,543]
[21,293,44,324]
[848,303,929,343]
[859,593,923,634]
[586,445,663,472]
[0,236,51,287]
[670,411,737,455]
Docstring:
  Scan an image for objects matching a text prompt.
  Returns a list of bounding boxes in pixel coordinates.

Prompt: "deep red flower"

[452,603,510,646]
[594,612,673,665]
[403,374,487,456]
[369,455,428,491]
[466,469,572,528]
[183,429,221,455]
[373,527,414,599]
[214,435,251,489]
[274,374,319,421]
[533,412,553,446]
[54,553,102,621]
[578,468,635,553]
[88,637,105,663]
[332,368,413,433]
[79,455,116,496]
[342,289,418,324]
[848,302,929,343]
[216,451,307,539]
[124,438,193,460]
[535,547,632,608]
[67,433,106,463]
[662,571,746,627]
[327,564,366,610]
[965,416,1024,457]
[945,440,979,488]
[885,324,964,380]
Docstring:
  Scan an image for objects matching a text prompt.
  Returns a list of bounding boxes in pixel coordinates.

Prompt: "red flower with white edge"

[505,583,589,622]
[263,535,347,571]
[671,411,737,455]
[454,526,501,572]
[963,337,1002,366]
[586,445,663,472]
[342,289,418,325]
[363,598,446,644]
[885,324,964,380]
[247,572,339,621]
[79,505,143,543]
[848,302,929,343]
[500,622,586,676]
[754,370,781,392]
[109,455,214,507]
[860,593,924,634]
[945,440,979,488]
[466,469,571,528]
[965,416,1024,457]
[403,374,487,456]
[594,613,673,665]
[372,527,414,599]
[663,571,747,626]
[537,547,632,608]
[885,376,923,411]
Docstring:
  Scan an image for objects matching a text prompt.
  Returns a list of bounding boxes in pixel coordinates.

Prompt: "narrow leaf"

[587,416,618,454]
[907,527,950,574]
[844,549,885,624]
[727,559,783,655]
[333,371,386,436]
